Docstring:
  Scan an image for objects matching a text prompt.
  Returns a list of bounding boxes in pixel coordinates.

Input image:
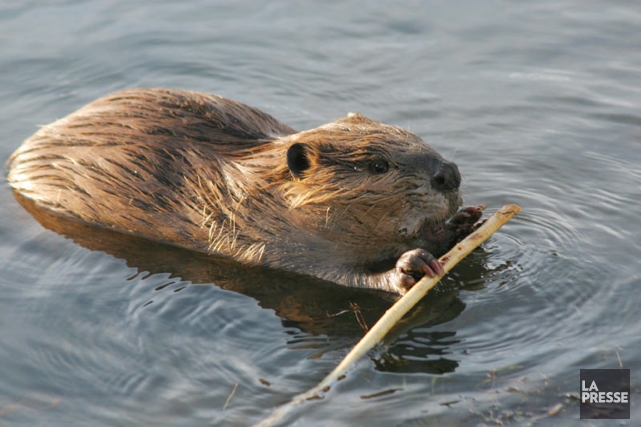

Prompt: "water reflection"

[15,192,496,375]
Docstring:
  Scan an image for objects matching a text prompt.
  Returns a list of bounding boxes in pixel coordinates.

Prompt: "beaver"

[7,88,483,294]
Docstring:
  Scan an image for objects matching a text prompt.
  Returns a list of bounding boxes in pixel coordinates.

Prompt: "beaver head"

[266,113,462,265]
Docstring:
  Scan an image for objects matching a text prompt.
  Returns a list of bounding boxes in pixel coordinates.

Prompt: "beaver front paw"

[448,204,486,244]
[392,248,444,293]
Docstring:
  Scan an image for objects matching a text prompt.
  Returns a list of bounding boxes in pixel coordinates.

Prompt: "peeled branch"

[255,204,521,427]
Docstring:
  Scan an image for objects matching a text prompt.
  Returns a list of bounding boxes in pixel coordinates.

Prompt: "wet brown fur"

[7,88,462,293]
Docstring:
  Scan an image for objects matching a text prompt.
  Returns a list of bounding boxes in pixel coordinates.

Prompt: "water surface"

[1,1,640,425]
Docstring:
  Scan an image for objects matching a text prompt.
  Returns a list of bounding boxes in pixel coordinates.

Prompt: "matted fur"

[7,88,463,293]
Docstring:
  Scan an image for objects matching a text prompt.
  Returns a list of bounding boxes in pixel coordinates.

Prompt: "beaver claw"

[387,206,485,293]
[392,248,444,293]
[448,204,486,244]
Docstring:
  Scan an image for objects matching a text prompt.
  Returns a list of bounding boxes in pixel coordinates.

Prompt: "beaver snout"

[430,161,461,193]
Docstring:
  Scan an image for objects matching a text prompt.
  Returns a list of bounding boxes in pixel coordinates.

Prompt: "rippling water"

[2,1,641,426]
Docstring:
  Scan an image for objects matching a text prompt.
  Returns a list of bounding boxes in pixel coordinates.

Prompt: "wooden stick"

[254,204,521,427]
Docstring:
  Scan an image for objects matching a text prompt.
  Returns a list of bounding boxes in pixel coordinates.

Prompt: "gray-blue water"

[2,1,641,425]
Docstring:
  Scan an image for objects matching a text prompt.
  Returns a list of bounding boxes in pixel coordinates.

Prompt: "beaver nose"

[431,161,461,192]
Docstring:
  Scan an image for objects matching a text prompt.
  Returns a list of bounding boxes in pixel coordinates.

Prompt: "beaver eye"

[369,159,389,174]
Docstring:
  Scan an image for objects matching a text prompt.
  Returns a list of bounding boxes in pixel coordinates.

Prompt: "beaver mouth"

[421,219,450,244]
[419,199,460,244]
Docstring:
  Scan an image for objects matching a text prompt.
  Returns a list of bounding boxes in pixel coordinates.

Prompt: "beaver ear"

[287,143,311,178]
